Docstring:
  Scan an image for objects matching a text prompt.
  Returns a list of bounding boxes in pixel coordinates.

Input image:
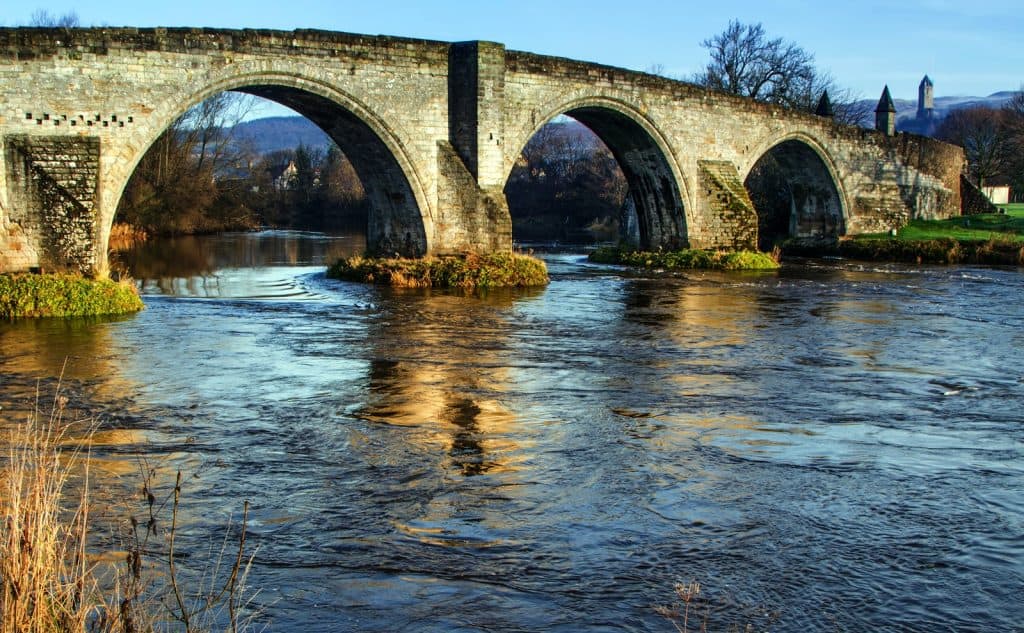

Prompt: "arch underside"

[744,140,844,250]
[237,86,426,256]
[564,107,686,250]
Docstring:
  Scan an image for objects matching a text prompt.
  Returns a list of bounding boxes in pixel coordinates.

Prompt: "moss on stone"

[326,252,549,289]
[589,247,780,271]
[0,273,145,318]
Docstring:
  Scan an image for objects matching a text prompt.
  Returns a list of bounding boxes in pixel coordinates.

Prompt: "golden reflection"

[0,316,143,413]
[356,290,533,480]
[622,280,756,350]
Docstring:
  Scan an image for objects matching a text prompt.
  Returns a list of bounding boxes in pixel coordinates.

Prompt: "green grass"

[589,246,780,271]
[0,273,145,318]
[827,208,1024,266]
[855,211,1024,244]
[998,203,1024,217]
[326,252,550,289]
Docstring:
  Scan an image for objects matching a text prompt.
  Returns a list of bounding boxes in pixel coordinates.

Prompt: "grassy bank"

[327,252,550,288]
[588,246,781,271]
[0,273,144,318]
[783,207,1024,266]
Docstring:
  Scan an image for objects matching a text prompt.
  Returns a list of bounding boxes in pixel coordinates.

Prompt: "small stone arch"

[504,96,689,250]
[105,71,432,259]
[741,132,848,250]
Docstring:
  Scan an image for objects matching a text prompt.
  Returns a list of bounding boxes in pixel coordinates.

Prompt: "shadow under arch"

[506,98,688,250]
[742,134,847,250]
[111,73,431,257]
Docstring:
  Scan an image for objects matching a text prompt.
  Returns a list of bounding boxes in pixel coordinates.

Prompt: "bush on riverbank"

[0,273,144,318]
[588,246,781,271]
[326,252,550,288]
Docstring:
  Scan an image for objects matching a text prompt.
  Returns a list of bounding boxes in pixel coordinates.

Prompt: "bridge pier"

[434,41,512,254]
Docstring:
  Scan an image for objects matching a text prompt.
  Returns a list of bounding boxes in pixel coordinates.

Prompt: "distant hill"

[847,91,1018,132]
[230,116,332,154]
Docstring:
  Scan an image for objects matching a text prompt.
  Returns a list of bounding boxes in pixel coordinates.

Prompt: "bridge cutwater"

[0,27,965,275]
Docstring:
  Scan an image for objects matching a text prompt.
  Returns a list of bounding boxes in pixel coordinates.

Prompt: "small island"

[588,246,781,271]
[326,252,550,289]
[0,273,144,319]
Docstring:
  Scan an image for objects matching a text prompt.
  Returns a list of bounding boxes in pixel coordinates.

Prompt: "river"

[1,230,1022,632]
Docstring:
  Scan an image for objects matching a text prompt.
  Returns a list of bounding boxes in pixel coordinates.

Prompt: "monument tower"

[917,75,934,120]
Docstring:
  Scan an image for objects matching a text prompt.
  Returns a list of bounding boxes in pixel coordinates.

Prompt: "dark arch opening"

[505,108,686,250]
[118,86,426,257]
[238,87,425,257]
[744,140,844,251]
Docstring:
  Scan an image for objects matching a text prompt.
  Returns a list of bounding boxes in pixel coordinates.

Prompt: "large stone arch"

[741,132,848,249]
[104,71,433,261]
[504,97,689,250]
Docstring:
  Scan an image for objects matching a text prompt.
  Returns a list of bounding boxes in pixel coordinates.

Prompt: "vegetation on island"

[0,273,144,318]
[327,252,549,289]
[589,246,781,271]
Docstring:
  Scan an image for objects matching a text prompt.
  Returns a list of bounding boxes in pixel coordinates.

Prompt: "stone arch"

[741,132,848,250]
[106,72,432,259]
[505,97,689,249]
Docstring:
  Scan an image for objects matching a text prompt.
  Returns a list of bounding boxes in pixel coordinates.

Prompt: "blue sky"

[6,0,1022,105]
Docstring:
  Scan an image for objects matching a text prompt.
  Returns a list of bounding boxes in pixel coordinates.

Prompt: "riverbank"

[0,273,144,318]
[588,246,781,271]
[783,206,1024,266]
[326,252,549,289]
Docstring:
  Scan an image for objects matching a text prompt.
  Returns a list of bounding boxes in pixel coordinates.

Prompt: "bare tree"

[117,92,262,234]
[693,20,865,125]
[694,21,815,106]
[936,106,1009,187]
[28,9,80,27]
[1001,89,1024,200]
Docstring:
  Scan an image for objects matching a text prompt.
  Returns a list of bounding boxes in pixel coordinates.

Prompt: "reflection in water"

[115,230,365,297]
[1,234,1022,632]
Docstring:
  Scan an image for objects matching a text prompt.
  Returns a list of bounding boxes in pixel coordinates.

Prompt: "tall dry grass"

[1,393,104,632]
[1,390,259,633]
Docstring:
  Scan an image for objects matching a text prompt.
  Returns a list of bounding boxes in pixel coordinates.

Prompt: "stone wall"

[4,135,99,273]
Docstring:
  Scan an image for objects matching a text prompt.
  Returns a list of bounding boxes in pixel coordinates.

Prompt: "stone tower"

[917,75,934,119]
[875,85,897,136]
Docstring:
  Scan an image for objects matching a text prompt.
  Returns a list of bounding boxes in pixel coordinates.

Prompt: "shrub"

[588,247,780,271]
[327,252,550,288]
[0,274,144,318]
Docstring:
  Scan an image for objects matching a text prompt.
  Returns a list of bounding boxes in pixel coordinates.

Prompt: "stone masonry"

[0,27,965,274]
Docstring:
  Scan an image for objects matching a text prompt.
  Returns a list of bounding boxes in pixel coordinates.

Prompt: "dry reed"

[0,389,258,632]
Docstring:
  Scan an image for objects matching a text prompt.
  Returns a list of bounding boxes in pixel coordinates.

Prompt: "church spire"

[815,90,834,118]
[875,85,896,136]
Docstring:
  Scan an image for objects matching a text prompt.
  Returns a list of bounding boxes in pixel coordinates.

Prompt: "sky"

[5,0,1022,114]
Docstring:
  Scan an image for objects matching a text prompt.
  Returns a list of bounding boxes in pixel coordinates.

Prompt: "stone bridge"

[0,27,964,275]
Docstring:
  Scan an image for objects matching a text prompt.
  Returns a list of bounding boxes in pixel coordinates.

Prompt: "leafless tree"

[28,9,80,27]
[117,92,261,234]
[936,106,1009,187]
[1001,89,1024,199]
[693,20,865,125]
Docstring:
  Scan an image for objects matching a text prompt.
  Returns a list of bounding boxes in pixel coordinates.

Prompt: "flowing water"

[1,230,1022,632]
